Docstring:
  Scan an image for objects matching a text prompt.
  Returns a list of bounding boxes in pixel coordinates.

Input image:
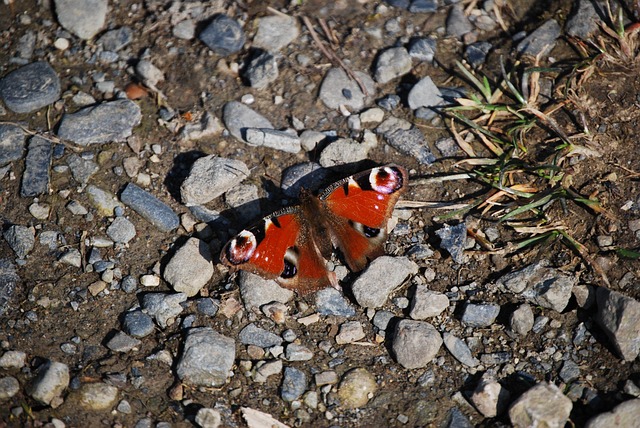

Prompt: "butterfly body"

[220,164,408,294]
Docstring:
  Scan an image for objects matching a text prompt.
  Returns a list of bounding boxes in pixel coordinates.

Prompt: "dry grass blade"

[449,118,476,157]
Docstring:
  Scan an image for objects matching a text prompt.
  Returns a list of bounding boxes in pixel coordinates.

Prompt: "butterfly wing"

[319,164,408,271]
[220,207,334,294]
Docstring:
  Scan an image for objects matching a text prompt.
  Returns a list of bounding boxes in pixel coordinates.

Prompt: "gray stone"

[392,320,442,369]
[253,15,299,52]
[516,19,561,58]
[566,0,600,40]
[443,332,479,367]
[585,399,640,428]
[238,271,294,311]
[181,155,249,206]
[409,0,437,13]
[122,309,155,338]
[461,303,500,327]
[106,331,142,353]
[244,51,278,90]
[21,136,52,197]
[253,359,283,383]
[408,37,437,63]
[164,238,213,297]
[195,408,222,428]
[220,183,260,221]
[106,217,136,244]
[337,368,377,409]
[15,31,36,60]
[176,327,235,387]
[281,366,307,402]
[78,382,118,410]
[0,62,61,113]
[97,27,133,51]
[510,303,534,335]
[0,125,26,165]
[245,128,300,153]
[173,19,196,40]
[199,14,245,56]
[335,321,366,344]
[442,407,473,428]
[410,285,449,319]
[319,67,376,111]
[596,288,640,361]
[352,256,419,308]
[141,292,187,329]
[54,0,107,39]
[559,359,580,383]
[0,260,19,316]
[117,399,132,414]
[465,41,492,66]
[280,162,330,197]
[58,248,82,268]
[238,323,283,348]
[508,382,572,428]
[379,126,435,165]
[120,183,179,232]
[470,374,510,418]
[57,99,142,146]
[408,76,443,110]
[0,376,19,399]
[319,138,370,167]
[66,153,98,187]
[3,225,35,259]
[372,310,395,331]
[285,343,314,361]
[222,101,274,143]
[86,185,123,217]
[315,287,356,317]
[135,60,164,88]
[446,5,473,38]
[25,360,70,405]
[496,261,575,312]
[377,94,401,111]
[0,350,26,368]
[196,298,219,317]
[179,111,222,141]
[374,47,412,84]
[436,222,467,264]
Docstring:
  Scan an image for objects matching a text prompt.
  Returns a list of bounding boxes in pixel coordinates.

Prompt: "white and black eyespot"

[225,230,257,265]
[369,166,404,195]
[281,247,299,279]
[350,220,383,239]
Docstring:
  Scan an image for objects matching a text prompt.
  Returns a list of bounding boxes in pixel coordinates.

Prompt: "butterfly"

[220,164,408,294]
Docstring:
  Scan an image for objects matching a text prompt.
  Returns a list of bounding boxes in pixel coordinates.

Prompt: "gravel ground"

[1,0,640,427]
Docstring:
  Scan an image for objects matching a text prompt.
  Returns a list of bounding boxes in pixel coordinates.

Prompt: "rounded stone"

[337,368,378,409]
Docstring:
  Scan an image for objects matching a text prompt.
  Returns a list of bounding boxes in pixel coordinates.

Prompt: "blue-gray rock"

[244,128,300,153]
[461,303,500,327]
[15,31,36,61]
[122,309,155,338]
[409,0,438,13]
[408,76,443,111]
[106,217,136,244]
[281,367,307,402]
[280,162,331,198]
[352,256,419,308]
[0,125,26,165]
[21,136,51,197]
[446,5,473,38]
[436,222,467,264]
[238,323,283,348]
[238,271,294,311]
[199,14,245,56]
[566,0,600,40]
[54,0,107,39]
[392,320,443,369]
[252,15,299,52]
[196,298,219,317]
[97,27,133,52]
[384,0,410,8]
[559,359,580,383]
[222,101,274,143]
[315,287,356,317]
[176,327,236,387]
[377,94,401,111]
[0,376,19,399]
[66,153,98,187]
[596,288,640,361]
[141,292,187,329]
[496,261,575,312]
[57,99,142,146]
[408,37,437,63]
[510,303,534,335]
[244,51,278,90]
[181,155,249,206]
[120,183,179,232]
[372,310,395,331]
[285,343,314,361]
[0,62,61,113]
[480,352,512,365]
[120,275,137,293]
[384,127,435,165]
[106,331,142,352]
[318,67,376,111]
[25,360,70,405]
[443,332,479,367]
[3,225,35,259]
[374,47,412,84]
[516,19,561,58]
[465,41,492,66]
[163,237,213,297]
[443,407,473,428]
[0,259,19,316]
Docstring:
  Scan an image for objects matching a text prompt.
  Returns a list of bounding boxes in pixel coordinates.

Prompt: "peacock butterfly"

[220,164,408,294]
